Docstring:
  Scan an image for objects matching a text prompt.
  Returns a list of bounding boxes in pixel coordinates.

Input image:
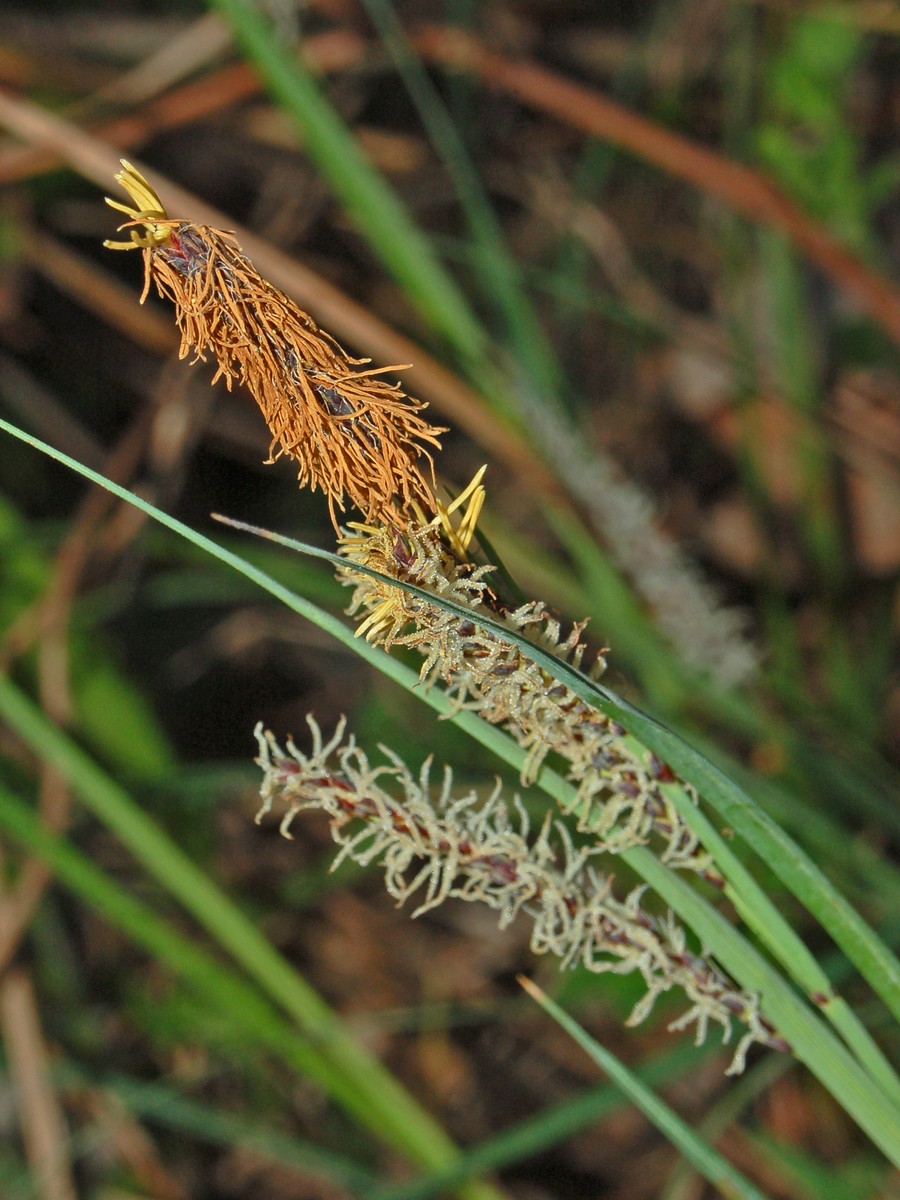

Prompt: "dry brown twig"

[0,971,77,1200]
[413,24,900,346]
[0,28,367,184]
[6,19,894,346]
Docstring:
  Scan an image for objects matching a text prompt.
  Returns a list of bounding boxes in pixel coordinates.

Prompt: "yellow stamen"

[433,465,487,558]
[103,160,174,251]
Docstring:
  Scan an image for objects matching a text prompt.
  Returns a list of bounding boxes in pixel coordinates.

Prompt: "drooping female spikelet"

[337,473,718,878]
[253,717,787,1074]
[104,160,444,528]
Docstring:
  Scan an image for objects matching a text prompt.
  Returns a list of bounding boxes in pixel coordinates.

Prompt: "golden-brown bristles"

[105,162,445,529]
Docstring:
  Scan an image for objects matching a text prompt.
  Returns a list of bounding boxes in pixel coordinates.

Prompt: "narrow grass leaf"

[369,1043,704,1200]
[519,977,769,1200]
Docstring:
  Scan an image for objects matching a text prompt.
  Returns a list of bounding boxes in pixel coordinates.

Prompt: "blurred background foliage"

[0,1,897,1197]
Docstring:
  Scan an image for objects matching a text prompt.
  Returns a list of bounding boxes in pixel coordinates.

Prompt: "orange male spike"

[105,161,444,528]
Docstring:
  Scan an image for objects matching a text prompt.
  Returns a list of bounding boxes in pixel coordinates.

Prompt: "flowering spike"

[336,502,722,875]
[253,718,785,1073]
[105,160,445,528]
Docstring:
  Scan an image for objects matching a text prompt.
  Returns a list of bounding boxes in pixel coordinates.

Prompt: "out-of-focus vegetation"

[0,3,898,1197]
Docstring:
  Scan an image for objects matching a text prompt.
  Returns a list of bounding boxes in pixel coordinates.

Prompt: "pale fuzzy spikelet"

[338,512,715,876]
[517,393,759,688]
[105,161,444,528]
[254,717,785,1073]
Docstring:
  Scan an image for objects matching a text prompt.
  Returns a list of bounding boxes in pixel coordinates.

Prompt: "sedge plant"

[96,159,900,1176]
